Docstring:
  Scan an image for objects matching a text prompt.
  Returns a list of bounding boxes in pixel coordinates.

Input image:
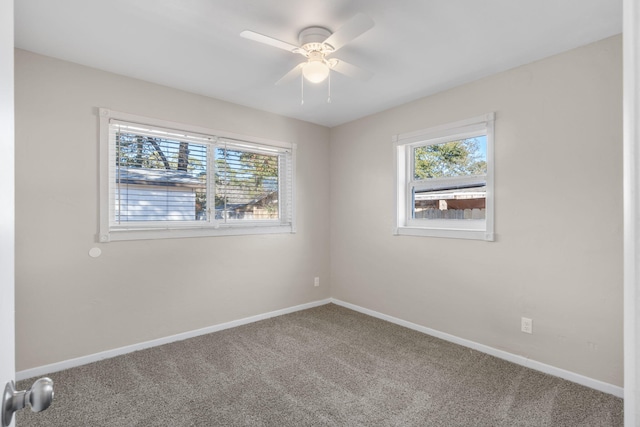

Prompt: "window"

[393,113,494,241]
[99,109,295,241]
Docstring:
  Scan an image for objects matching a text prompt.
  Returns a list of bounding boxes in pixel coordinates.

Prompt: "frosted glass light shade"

[303,61,329,83]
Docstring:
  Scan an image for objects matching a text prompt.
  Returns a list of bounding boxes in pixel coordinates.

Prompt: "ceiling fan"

[240,13,374,86]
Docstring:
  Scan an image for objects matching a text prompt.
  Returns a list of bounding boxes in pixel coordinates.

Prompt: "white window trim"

[98,108,296,242]
[393,113,495,241]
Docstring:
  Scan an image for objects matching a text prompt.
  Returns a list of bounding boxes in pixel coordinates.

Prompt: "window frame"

[393,113,495,241]
[98,108,296,242]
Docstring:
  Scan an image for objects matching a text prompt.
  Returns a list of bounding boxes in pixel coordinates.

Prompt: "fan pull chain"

[301,73,304,106]
[327,71,331,104]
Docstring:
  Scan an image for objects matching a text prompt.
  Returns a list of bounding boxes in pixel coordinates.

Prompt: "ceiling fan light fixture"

[302,58,330,83]
[241,13,375,88]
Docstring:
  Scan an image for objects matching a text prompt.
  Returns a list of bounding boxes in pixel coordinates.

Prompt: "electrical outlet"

[314,277,320,287]
[521,317,533,334]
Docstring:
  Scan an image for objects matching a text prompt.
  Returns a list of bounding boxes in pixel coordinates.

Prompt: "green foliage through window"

[414,136,487,179]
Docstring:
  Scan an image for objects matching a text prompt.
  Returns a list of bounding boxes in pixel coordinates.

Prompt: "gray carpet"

[16,304,623,426]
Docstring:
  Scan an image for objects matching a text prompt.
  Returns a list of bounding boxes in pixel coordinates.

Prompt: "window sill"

[394,226,494,241]
[100,224,296,242]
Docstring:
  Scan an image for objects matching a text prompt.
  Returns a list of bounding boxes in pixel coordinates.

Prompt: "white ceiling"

[14,0,622,127]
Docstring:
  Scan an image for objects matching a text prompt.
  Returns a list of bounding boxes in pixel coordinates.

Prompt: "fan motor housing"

[298,26,333,52]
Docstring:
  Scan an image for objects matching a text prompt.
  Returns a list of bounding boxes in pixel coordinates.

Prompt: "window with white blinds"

[99,109,295,241]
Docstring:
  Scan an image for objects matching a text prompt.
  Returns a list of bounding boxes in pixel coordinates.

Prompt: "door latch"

[2,377,54,427]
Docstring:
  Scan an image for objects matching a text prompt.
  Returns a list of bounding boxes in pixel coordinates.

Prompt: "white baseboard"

[330,298,623,398]
[16,298,331,381]
[18,297,623,399]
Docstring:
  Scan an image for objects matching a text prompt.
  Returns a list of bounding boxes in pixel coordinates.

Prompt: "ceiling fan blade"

[323,13,374,52]
[275,63,304,85]
[330,59,373,81]
[240,30,300,53]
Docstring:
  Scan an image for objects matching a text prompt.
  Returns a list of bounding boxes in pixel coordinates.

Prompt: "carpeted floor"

[17,304,623,426]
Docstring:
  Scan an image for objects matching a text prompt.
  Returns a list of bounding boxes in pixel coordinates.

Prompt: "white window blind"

[214,139,293,224]
[110,122,210,225]
[99,109,296,241]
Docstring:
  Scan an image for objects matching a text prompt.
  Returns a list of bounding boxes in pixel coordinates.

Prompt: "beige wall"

[14,49,331,371]
[329,35,623,386]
